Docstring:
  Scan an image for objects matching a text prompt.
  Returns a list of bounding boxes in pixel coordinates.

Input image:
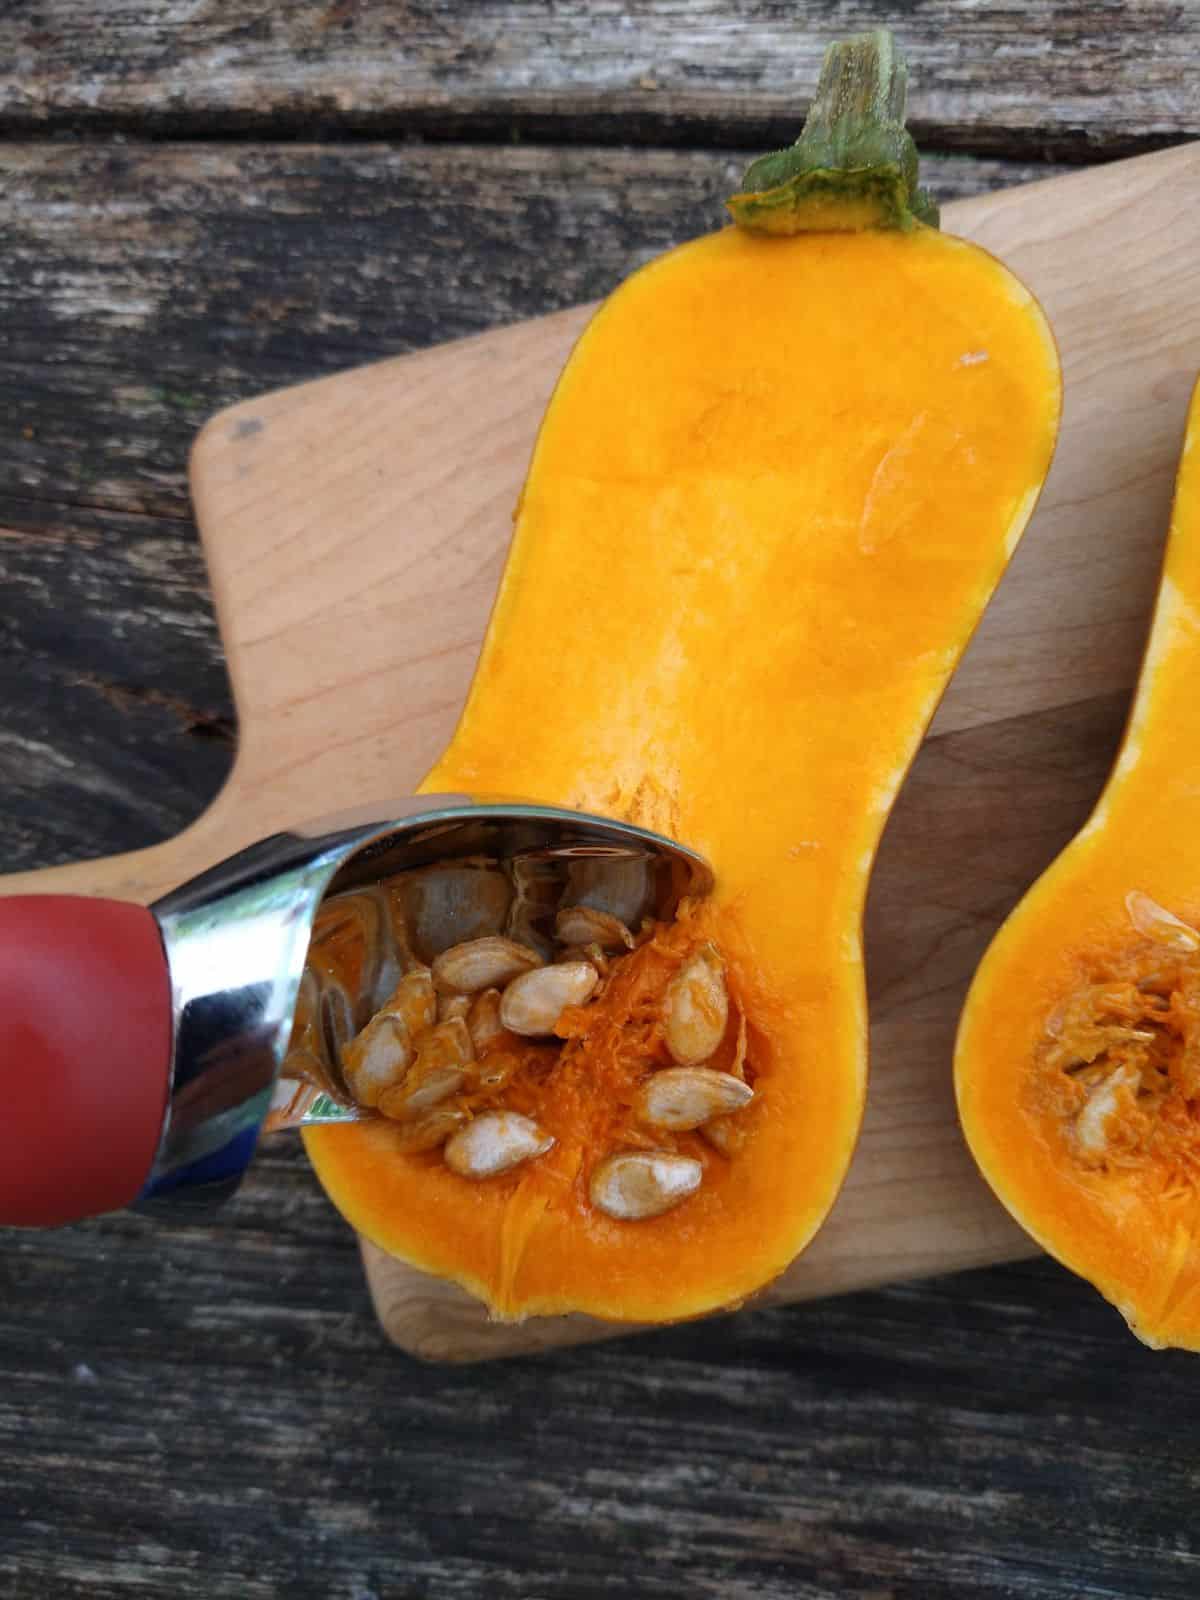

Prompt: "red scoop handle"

[0,896,173,1227]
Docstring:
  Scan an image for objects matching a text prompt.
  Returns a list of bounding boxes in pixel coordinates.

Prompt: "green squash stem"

[728,29,939,235]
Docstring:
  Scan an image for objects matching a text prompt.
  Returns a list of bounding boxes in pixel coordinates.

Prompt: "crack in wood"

[70,671,236,746]
[0,107,1173,164]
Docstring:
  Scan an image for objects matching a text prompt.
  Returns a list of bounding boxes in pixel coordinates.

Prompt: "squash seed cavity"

[285,851,758,1215]
[1035,892,1200,1181]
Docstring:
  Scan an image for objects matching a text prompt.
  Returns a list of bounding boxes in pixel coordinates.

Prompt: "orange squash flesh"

[956,380,1200,1350]
[304,212,1060,1325]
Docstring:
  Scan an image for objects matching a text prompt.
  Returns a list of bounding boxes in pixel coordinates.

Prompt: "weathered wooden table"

[4,7,1200,1597]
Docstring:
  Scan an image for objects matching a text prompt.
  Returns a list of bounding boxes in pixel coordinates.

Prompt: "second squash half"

[305,33,1062,1323]
[957,380,1200,1350]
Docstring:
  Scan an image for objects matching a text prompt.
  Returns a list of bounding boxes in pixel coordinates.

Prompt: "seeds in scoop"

[555,905,635,950]
[313,849,748,1182]
[432,935,543,994]
[589,1151,703,1220]
[500,961,599,1036]
[664,944,728,1066]
[636,1067,753,1131]
[444,1111,554,1178]
[467,988,506,1054]
[343,1014,413,1109]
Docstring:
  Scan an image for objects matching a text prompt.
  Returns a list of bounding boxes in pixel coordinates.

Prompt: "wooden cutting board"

[7,145,1200,1361]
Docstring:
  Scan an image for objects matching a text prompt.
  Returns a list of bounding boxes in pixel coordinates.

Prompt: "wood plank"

[1,518,232,867]
[4,1171,1197,1600]
[0,142,1056,871]
[0,3,1191,157]
[6,146,1200,1363]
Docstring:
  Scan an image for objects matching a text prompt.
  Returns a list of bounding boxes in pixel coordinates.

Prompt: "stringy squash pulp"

[305,34,1062,1324]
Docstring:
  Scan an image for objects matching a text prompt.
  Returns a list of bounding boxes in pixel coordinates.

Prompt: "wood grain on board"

[0,2,1193,158]
[5,143,1200,1358]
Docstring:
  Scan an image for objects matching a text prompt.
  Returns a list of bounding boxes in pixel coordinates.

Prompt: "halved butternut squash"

[306,32,1061,1324]
[957,379,1200,1350]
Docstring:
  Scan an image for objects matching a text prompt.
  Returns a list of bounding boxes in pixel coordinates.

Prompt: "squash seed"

[589,1151,703,1220]
[1075,1063,1139,1156]
[343,1014,413,1109]
[388,1105,469,1153]
[555,942,610,977]
[443,1110,554,1178]
[729,1008,749,1082]
[701,1114,749,1158]
[414,1016,474,1071]
[701,1011,752,1153]
[438,992,472,1023]
[555,905,635,950]
[1125,890,1200,953]
[402,861,514,963]
[663,944,729,1066]
[636,1067,753,1131]
[470,1049,522,1093]
[466,988,506,1054]
[564,856,651,928]
[378,1019,473,1119]
[379,966,437,1038]
[500,961,599,1036]
[381,1063,467,1120]
[432,934,543,994]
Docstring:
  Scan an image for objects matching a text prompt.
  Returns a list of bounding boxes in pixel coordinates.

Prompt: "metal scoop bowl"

[0,797,711,1227]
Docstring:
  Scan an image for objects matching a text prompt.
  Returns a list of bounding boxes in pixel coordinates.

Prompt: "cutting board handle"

[0,897,172,1227]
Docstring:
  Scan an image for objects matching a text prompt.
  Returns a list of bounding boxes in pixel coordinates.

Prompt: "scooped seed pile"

[281,854,757,1220]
